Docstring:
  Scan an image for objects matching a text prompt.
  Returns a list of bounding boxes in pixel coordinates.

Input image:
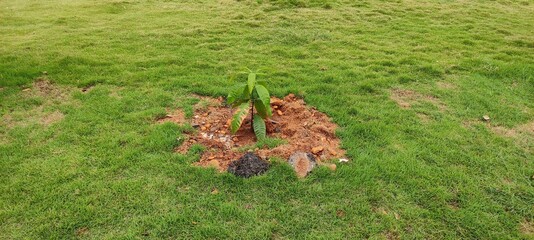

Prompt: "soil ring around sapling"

[159,94,347,172]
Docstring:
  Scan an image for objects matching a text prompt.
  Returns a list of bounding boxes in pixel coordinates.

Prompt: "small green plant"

[227,70,272,140]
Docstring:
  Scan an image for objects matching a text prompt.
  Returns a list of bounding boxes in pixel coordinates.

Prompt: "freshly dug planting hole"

[161,94,346,171]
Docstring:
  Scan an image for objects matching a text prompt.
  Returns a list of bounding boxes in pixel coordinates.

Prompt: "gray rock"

[288,152,317,178]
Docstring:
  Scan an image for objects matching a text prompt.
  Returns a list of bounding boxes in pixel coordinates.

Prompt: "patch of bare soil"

[160,94,346,171]
[157,109,186,124]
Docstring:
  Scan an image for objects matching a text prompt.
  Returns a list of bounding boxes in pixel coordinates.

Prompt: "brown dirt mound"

[161,94,346,171]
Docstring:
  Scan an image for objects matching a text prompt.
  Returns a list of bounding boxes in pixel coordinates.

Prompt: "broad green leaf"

[254,85,272,117]
[226,83,243,104]
[253,115,266,140]
[231,102,250,134]
[247,73,256,94]
[254,99,271,119]
[227,84,249,106]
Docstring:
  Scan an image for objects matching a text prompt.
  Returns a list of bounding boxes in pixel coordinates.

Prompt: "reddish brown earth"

[158,94,346,171]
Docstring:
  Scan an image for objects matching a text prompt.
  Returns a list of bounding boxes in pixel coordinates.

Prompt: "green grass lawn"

[1,0,534,239]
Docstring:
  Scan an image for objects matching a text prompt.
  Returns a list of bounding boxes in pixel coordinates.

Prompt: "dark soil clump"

[227,152,270,178]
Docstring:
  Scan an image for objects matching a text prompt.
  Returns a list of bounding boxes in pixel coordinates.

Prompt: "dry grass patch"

[390,89,417,109]
[463,119,534,152]
[3,106,65,128]
[490,121,534,139]
[382,230,400,240]
[492,121,534,152]
[41,110,65,126]
[520,219,534,236]
[390,88,447,123]
[31,78,68,99]
[436,81,457,90]
[108,87,124,99]
[416,112,432,123]
[4,78,72,128]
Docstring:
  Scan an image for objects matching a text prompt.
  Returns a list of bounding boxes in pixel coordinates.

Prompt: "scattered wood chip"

[271,98,283,106]
[328,148,337,156]
[311,146,324,154]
